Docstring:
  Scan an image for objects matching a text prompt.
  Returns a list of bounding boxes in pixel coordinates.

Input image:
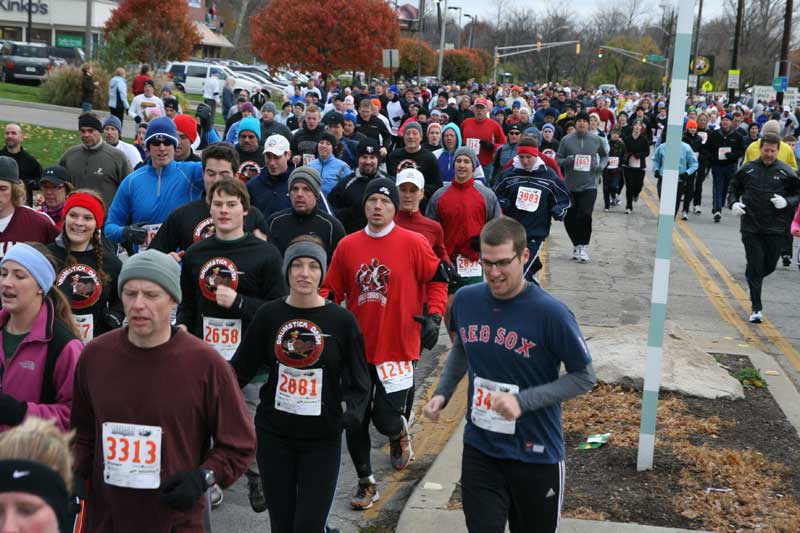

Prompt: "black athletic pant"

[742,232,784,312]
[656,175,686,218]
[624,168,645,210]
[602,172,622,209]
[563,189,597,246]
[111,104,125,124]
[347,365,414,479]
[692,163,708,207]
[257,431,341,533]
[461,444,564,533]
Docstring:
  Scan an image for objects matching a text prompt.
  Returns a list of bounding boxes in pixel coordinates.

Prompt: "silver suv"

[0,41,51,84]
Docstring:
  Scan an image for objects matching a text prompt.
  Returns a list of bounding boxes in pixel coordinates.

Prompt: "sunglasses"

[149,138,173,147]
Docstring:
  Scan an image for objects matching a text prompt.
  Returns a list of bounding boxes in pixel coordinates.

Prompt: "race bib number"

[102,423,162,489]
[376,360,414,393]
[542,148,556,158]
[574,154,592,172]
[628,156,641,168]
[471,376,520,435]
[73,314,94,344]
[302,153,316,166]
[456,255,482,278]
[515,186,541,213]
[718,146,731,160]
[466,138,481,152]
[698,131,708,144]
[138,223,162,252]
[607,156,619,169]
[275,364,322,416]
[202,317,242,361]
[391,126,400,136]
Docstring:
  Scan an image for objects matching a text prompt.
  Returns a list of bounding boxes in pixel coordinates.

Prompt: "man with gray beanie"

[231,236,371,532]
[323,177,449,510]
[102,115,143,168]
[260,101,294,144]
[70,248,256,531]
[266,166,345,258]
[386,121,442,207]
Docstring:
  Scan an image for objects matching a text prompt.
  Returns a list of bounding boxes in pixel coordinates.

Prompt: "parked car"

[47,46,85,66]
[0,41,51,84]
[165,61,260,96]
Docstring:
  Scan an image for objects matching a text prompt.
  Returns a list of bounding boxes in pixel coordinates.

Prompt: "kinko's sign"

[0,0,49,14]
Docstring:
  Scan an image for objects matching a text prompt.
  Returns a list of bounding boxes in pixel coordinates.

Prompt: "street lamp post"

[436,0,448,82]
[464,14,476,48]
[448,6,462,48]
[545,25,570,82]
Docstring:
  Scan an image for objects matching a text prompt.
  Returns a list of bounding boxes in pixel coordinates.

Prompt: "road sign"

[688,74,698,87]
[382,49,400,69]
[728,69,740,90]
[647,54,665,62]
[772,76,788,92]
[690,55,714,76]
[752,85,798,107]
[702,80,713,92]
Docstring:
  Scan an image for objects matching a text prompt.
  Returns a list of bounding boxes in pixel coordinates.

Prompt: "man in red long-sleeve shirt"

[394,168,449,262]
[322,177,449,511]
[461,97,507,178]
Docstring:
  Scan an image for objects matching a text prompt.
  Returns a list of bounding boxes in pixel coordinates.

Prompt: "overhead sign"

[56,34,83,48]
[772,76,788,92]
[702,80,713,92]
[647,54,665,62]
[689,55,714,77]
[727,69,740,90]
[382,49,400,70]
[752,85,798,107]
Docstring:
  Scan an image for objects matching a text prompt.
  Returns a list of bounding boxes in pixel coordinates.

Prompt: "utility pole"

[728,0,744,103]
[690,0,704,94]
[417,0,425,79]
[26,0,32,42]
[777,0,793,105]
[436,0,447,82]
[85,0,94,60]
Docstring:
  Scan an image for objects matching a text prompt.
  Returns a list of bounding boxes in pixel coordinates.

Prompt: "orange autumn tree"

[104,0,200,68]
[250,0,399,79]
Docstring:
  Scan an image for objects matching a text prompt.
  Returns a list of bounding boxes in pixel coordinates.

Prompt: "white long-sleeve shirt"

[128,94,164,121]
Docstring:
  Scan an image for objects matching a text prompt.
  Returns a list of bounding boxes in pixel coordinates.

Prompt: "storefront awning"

[193,22,234,49]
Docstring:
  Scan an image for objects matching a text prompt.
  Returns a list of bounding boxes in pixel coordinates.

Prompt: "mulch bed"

[562,354,800,532]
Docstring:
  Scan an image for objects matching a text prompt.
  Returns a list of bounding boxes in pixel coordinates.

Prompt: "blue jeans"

[711,164,735,213]
[81,101,92,112]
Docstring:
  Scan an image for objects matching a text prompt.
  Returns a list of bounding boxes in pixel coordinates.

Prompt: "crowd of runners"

[0,67,798,533]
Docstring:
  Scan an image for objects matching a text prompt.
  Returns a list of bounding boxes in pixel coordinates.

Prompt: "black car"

[1,41,51,84]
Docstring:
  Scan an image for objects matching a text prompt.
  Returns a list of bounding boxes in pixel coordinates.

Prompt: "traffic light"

[642,55,647,63]
[575,43,581,55]
[597,47,604,58]
[536,41,542,52]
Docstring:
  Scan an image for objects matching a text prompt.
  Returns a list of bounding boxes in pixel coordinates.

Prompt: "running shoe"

[209,483,224,508]
[749,311,763,324]
[351,483,380,510]
[693,206,701,214]
[625,208,632,214]
[604,207,610,212]
[713,212,721,223]
[781,255,791,268]
[578,245,590,263]
[247,476,267,513]
[615,195,622,206]
[572,246,580,260]
[681,212,689,221]
[390,416,414,470]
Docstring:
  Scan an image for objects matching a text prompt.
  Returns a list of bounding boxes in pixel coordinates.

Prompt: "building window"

[0,27,22,41]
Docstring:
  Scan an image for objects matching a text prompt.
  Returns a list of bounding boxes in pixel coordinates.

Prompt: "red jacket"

[0,298,82,432]
[461,117,507,166]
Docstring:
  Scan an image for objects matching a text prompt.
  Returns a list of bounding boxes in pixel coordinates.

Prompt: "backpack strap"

[40,320,78,405]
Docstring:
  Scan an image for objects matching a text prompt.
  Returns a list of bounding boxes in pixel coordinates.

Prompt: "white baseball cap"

[263,134,290,155]
[396,168,425,190]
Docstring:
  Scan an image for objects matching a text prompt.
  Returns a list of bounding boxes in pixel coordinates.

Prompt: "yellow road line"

[641,180,800,370]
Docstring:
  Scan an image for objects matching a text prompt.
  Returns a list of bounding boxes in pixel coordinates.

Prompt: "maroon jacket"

[0,206,58,259]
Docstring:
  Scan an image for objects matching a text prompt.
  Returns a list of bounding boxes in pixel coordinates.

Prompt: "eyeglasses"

[149,138,172,147]
[478,253,520,269]
[508,131,521,136]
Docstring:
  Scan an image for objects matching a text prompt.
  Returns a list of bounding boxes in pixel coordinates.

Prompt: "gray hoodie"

[556,131,608,192]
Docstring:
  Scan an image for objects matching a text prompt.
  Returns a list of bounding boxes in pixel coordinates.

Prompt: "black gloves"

[159,469,205,511]
[101,307,124,329]
[134,115,142,124]
[342,407,361,431]
[123,223,148,245]
[414,313,442,351]
[0,393,27,426]
[479,140,495,151]
[654,171,662,179]
[469,235,481,252]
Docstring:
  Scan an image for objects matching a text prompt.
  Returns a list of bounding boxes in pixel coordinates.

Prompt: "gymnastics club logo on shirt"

[198,257,240,301]
[355,258,391,306]
[56,264,102,309]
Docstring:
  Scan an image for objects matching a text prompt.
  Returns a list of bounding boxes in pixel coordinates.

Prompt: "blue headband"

[1,243,56,293]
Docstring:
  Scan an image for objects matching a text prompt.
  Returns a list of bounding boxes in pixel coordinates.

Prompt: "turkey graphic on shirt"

[355,258,391,306]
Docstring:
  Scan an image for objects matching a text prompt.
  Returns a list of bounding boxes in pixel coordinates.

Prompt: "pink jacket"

[0,299,82,432]
[792,203,800,236]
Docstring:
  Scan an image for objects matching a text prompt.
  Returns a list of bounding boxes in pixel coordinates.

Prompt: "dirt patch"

[562,354,800,532]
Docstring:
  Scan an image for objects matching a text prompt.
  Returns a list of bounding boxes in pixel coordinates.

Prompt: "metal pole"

[85,0,93,60]
[26,0,32,42]
[436,0,447,82]
[417,0,425,78]
[728,0,744,103]
[636,0,695,472]
[690,0,704,93]
[777,0,793,105]
[493,45,498,83]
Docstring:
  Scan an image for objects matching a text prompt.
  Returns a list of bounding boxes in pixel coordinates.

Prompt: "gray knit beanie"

[118,249,182,303]
[761,119,780,137]
[289,166,323,198]
[454,146,478,169]
[282,240,327,288]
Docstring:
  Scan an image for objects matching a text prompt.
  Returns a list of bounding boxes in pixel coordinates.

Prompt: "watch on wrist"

[202,468,216,489]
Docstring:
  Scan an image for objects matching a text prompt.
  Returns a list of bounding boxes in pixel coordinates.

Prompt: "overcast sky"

[435,0,725,24]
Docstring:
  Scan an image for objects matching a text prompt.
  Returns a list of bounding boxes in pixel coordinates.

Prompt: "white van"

[165,61,260,96]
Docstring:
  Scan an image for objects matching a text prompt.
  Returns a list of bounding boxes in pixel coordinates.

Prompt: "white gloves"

[731,202,746,216]
[771,194,787,209]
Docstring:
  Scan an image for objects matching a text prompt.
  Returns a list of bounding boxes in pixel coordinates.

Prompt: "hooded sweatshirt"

[434,123,463,183]
[555,131,608,192]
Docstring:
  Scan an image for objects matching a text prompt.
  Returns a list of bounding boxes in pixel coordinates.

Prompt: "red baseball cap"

[474,97,489,108]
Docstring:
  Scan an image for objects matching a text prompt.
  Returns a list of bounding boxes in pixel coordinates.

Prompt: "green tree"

[591,35,660,90]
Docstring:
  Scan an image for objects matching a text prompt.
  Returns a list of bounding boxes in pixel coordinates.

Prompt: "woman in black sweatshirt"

[622,120,652,212]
